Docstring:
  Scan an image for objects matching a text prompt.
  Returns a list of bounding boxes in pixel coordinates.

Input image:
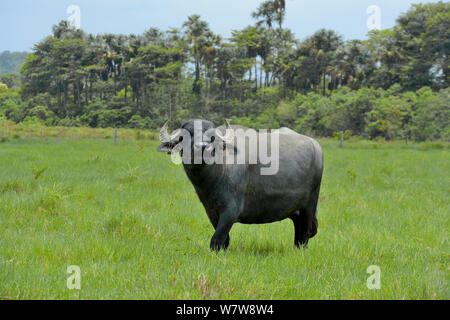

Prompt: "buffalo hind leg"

[291,184,320,248]
[210,213,235,252]
[290,211,310,248]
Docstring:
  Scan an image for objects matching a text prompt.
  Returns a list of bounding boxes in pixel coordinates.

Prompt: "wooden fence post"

[406,134,409,145]
[339,131,344,148]
[58,130,61,144]
[114,129,118,146]
[1,128,4,137]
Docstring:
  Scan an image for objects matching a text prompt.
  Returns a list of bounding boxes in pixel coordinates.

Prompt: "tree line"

[0,1,448,141]
[0,51,29,76]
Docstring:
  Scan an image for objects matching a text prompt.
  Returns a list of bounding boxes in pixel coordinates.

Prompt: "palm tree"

[183,15,210,95]
[200,32,221,104]
[231,26,260,90]
[308,29,343,95]
[252,0,286,30]
[274,0,286,30]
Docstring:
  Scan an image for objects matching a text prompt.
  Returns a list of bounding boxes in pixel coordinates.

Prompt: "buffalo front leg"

[210,212,236,252]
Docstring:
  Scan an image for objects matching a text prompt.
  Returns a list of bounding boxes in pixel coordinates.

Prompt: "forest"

[0,51,29,76]
[0,1,448,141]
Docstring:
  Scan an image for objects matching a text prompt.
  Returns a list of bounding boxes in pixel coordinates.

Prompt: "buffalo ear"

[157,144,172,153]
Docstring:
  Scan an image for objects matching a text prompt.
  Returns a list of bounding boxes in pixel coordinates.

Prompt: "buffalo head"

[157,119,234,163]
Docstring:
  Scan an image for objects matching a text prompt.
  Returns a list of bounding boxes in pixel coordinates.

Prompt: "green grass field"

[0,135,448,299]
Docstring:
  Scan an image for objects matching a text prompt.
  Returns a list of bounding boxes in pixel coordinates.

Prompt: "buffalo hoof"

[210,235,230,252]
[294,240,308,249]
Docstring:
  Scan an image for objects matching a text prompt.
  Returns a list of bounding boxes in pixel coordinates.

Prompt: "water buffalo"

[157,119,323,251]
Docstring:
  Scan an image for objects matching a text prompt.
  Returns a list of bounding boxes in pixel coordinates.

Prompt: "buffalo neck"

[183,163,225,189]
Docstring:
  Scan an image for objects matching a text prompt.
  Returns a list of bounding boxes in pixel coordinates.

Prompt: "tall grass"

[0,133,448,299]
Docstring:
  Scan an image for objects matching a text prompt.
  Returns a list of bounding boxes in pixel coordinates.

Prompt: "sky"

[0,0,444,52]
